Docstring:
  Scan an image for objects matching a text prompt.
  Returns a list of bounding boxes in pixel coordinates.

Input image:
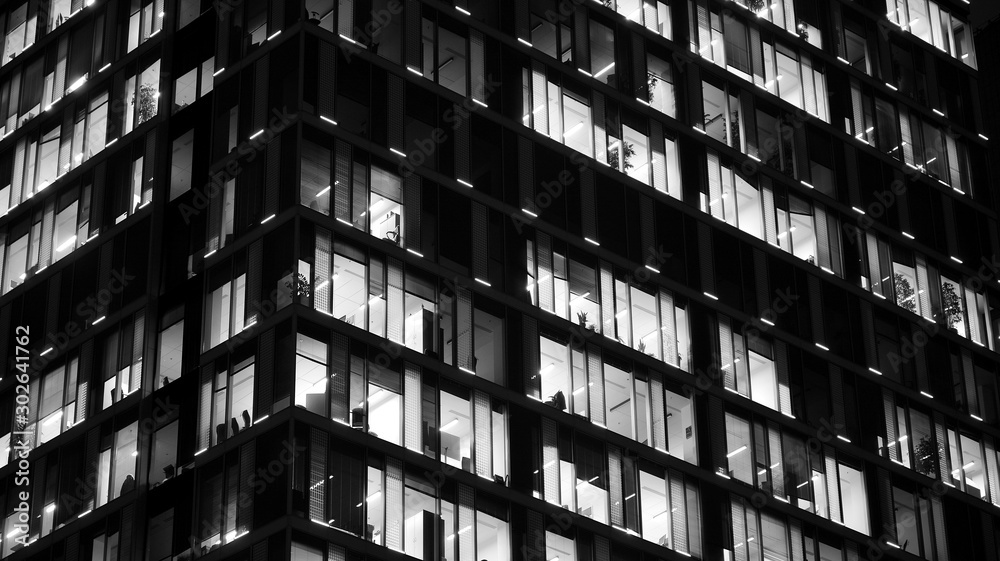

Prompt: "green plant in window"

[134,83,158,124]
[746,0,767,11]
[941,282,963,330]
[893,273,916,313]
[577,311,589,328]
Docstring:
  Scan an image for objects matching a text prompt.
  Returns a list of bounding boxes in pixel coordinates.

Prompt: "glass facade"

[0,0,995,560]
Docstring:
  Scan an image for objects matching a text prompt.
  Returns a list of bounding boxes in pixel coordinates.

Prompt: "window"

[724,412,753,484]
[439,387,472,470]
[203,270,247,351]
[291,542,323,561]
[589,20,616,85]
[150,421,178,488]
[170,130,194,201]
[369,166,403,246]
[157,311,183,387]
[367,360,402,446]
[301,139,331,215]
[97,422,138,508]
[198,358,255,449]
[295,334,328,415]
[646,54,675,117]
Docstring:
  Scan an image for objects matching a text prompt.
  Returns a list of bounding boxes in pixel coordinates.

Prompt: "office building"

[0,0,996,559]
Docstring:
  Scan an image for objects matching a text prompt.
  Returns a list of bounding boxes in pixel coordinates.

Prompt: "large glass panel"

[366,466,384,544]
[439,389,472,470]
[301,141,331,215]
[562,91,592,157]
[631,286,659,359]
[4,233,27,292]
[647,54,675,117]
[474,308,504,384]
[540,335,571,411]
[666,388,697,464]
[959,435,985,499]
[590,21,616,85]
[748,349,777,410]
[403,483,436,559]
[369,167,403,246]
[546,532,576,561]
[640,470,670,547]
[839,463,869,534]
[295,334,328,415]
[702,81,727,143]
[437,27,467,96]
[477,511,510,560]
[367,367,402,446]
[332,252,367,327]
[112,423,138,500]
[725,413,752,484]
[604,362,633,439]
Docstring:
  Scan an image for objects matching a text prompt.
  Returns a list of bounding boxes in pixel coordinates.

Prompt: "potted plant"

[941,282,963,331]
[914,436,941,478]
[133,83,158,124]
[285,273,312,305]
[577,311,589,328]
[607,141,636,171]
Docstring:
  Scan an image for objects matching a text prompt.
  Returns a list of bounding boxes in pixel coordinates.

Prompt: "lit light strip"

[979,134,990,141]
[852,206,865,215]
[837,435,852,443]
[704,292,718,300]
[475,278,491,287]
[456,6,471,16]
[584,237,600,246]
[472,98,488,108]
[800,180,814,189]
[518,38,533,47]
[869,367,882,375]
[205,249,218,258]
[320,115,338,125]
[407,66,423,76]
[261,214,276,224]
[920,391,934,399]
[339,34,358,45]
[902,231,915,240]
[390,148,407,157]
[407,248,424,258]
[932,108,945,117]
[41,347,54,356]
[760,317,775,326]
[457,178,474,188]
[815,343,829,351]
[971,414,984,422]
[950,256,963,264]
[522,208,538,218]
[645,265,660,273]
[336,217,353,226]
[459,366,476,375]
[268,30,281,41]
[99,63,111,73]
[213,67,225,77]
[316,185,332,197]
[249,129,264,139]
